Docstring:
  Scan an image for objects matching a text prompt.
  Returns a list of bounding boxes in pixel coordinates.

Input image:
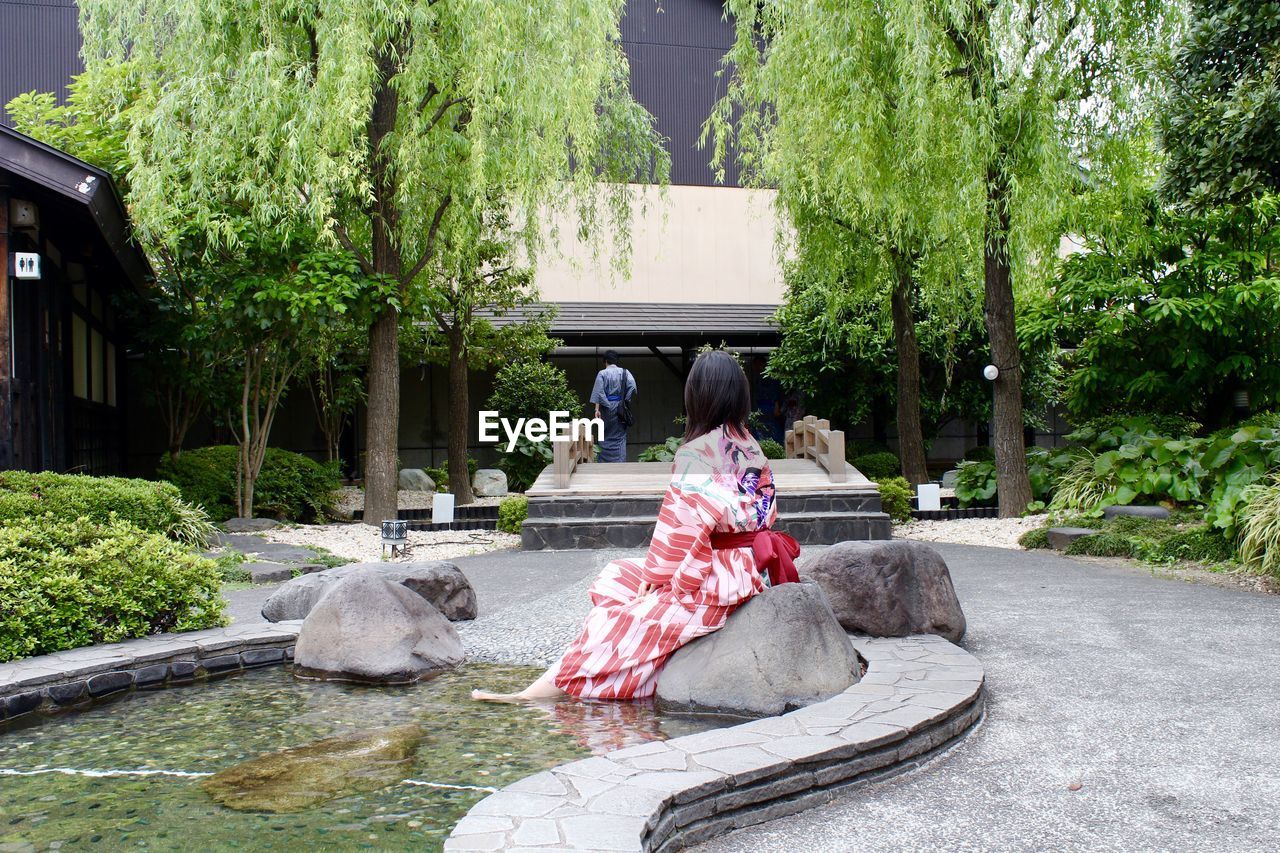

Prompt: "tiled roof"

[473,302,780,339]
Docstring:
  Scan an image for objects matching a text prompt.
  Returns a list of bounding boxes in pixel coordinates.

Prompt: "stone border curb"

[445,634,984,852]
[0,622,301,721]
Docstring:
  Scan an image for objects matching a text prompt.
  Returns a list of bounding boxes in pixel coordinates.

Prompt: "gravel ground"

[893,514,1046,550]
[261,523,520,563]
[456,572,597,668]
[334,486,508,515]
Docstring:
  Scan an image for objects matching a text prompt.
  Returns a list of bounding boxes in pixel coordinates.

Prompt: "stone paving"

[444,633,985,852]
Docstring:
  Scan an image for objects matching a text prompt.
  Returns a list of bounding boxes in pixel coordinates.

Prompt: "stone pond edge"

[0,622,303,719]
[444,633,985,852]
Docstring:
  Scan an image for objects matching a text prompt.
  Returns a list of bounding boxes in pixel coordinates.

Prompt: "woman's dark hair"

[683,350,751,442]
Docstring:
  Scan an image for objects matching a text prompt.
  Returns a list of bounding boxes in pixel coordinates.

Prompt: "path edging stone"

[0,622,301,721]
[445,633,985,852]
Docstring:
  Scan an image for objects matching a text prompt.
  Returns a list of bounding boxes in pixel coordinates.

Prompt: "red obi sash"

[709,528,801,586]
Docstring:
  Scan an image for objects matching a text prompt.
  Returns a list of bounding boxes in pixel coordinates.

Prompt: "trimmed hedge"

[497,495,530,535]
[0,517,226,662]
[157,446,339,522]
[851,451,901,481]
[0,470,212,546]
[759,438,786,460]
[877,476,913,523]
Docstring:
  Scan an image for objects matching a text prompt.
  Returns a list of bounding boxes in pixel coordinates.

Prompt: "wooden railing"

[785,415,847,483]
[552,433,594,488]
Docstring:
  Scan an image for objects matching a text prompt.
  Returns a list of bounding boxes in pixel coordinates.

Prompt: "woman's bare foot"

[471,669,566,704]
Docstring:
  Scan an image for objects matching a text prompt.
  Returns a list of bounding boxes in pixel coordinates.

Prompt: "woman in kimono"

[473,350,799,703]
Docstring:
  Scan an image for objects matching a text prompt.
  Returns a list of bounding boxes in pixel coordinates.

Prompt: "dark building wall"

[0,0,738,186]
[0,0,83,124]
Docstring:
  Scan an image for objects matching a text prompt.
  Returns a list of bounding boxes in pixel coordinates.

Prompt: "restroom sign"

[12,252,40,279]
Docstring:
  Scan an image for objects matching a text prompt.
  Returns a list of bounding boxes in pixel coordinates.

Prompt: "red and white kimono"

[554,426,785,700]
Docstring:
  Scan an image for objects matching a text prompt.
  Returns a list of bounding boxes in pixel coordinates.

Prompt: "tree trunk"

[361,55,404,526]
[984,165,1033,517]
[889,252,930,485]
[446,326,475,504]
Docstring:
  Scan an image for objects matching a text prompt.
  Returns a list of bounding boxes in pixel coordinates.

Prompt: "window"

[91,328,105,403]
[72,314,87,399]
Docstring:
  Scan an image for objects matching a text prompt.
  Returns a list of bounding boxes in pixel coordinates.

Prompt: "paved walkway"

[700,543,1280,852]
[225,541,1280,849]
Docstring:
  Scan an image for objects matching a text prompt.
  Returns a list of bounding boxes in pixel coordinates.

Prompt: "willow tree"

[714,0,1175,514]
[80,0,665,522]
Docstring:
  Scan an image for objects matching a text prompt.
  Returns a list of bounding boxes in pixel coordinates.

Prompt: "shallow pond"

[0,664,736,851]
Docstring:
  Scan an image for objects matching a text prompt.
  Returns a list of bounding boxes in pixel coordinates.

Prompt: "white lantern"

[983,364,999,381]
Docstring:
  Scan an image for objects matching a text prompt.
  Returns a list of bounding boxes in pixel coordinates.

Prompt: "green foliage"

[1158,0,1280,210]
[851,452,900,481]
[963,445,995,462]
[955,460,997,507]
[497,496,530,535]
[1018,527,1051,550]
[1237,475,1280,577]
[487,361,582,425]
[494,437,553,494]
[423,458,479,493]
[212,551,251,584]
[0,517,226,662]
[877,476,914,523]
[759,439,786,460]
[158,446,339,523]
[638,437,683,463]
[1066,532,1138,558]
[0,471,212,546]
[1025,195,1280,426]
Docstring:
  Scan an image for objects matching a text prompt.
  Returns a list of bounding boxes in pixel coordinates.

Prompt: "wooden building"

[0,124,149,473]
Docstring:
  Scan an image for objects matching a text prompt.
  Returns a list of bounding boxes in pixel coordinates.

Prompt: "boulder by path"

[223,517,281,533]
[399,468,436,492]
[293,570,464,683]
[656,581,859,716]
[801,540,966,642]
[472,469,508,497]
[261,560,477,622]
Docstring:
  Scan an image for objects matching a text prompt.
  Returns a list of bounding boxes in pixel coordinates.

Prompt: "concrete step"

[526,491,884,520]
[521,511,892,551]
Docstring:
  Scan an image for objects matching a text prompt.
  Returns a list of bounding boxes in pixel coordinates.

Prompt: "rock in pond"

[292,571,464,683]
[399,468,436,492]
[262,560,477,622]
[201,724,422,812]
[801,540,966,642]
[471,468,508,497]
[656,581,859,716]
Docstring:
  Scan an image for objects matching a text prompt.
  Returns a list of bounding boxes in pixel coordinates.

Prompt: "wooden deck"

[525,459,876,498]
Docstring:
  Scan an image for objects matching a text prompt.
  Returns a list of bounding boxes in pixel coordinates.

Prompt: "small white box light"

[13,253,41,280]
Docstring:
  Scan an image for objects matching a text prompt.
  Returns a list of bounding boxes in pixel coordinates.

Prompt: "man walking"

[591,350,638,462]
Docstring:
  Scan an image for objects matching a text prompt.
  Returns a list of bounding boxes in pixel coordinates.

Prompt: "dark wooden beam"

[648,346,686,381]
[0,185,11,469]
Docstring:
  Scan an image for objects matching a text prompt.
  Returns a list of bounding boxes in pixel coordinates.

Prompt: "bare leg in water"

[471,663,566,704]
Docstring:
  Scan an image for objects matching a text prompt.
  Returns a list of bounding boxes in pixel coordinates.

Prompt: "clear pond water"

[0,664,737,851]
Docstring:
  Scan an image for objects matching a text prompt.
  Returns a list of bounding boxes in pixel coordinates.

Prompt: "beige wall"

[535,185,786,305]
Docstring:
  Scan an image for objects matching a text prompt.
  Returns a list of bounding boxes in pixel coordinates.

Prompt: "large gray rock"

[1047,527,1098,551]
[261,560,477,622]
[656,582,859,716]
[292,571,463,683]
[223,517,280,533]
[1103,504,1170,520]
[801,540,966,642]
[399,468,436,492]
[472,468,508,497]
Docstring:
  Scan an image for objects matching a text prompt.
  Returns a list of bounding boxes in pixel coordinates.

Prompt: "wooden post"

[827,428,846,482]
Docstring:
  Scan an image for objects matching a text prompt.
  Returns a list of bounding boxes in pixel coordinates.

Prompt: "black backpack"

[617,369,636,429]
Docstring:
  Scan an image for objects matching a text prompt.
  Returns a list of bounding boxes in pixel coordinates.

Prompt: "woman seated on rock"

[472,350,799,703]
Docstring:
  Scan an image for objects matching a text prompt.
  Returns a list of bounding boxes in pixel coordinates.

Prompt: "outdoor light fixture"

[381,519,408,557]
[983,364,1000,381]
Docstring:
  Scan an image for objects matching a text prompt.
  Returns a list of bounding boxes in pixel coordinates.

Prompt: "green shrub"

[759,438,786,460]
[1018,527,1051,549]
[962,445,995,462]
[954,460,997,507]
[212,551,251,583]
[1237,475,1280,577]
[497,495,530,535]
[0,517,226,662]
[1065,532,1136,558]
[1068,414,1202,448]
[877,476,913,523]
[495,436,553,493]
[157,446,339,522]
[0,470,212,546]
[486,360,582,424]
[851,451,900,481]
[424,457,479,492]
[1148,526,1235,564]
[639,437,683,463]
